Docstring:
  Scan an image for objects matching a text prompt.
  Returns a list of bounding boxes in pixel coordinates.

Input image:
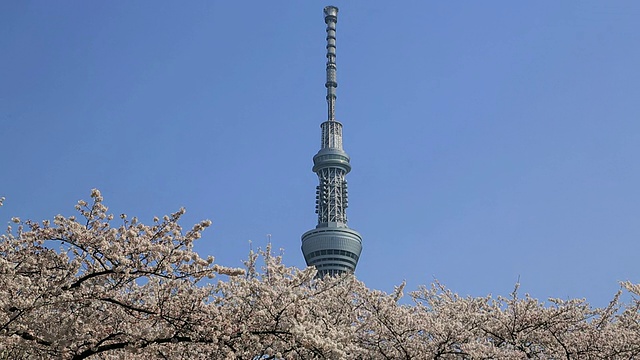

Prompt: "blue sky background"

[2,1,640,307]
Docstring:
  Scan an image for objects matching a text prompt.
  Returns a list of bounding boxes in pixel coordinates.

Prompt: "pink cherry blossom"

[1,190,639,359]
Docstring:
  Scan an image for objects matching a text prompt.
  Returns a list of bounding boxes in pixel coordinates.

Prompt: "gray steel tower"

[301,6,362,277]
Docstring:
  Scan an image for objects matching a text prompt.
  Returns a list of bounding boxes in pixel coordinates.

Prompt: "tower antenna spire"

[324,6,338,121]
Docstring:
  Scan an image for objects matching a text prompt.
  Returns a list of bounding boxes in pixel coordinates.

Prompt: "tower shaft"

[302,6,362,277]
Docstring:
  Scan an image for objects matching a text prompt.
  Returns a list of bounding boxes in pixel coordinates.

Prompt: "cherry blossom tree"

[0,190,242,359]
[1,190,640,359]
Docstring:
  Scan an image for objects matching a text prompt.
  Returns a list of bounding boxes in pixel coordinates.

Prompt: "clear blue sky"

[2,1,639,306]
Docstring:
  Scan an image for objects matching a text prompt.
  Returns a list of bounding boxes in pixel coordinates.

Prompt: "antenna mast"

[324,6,338,122]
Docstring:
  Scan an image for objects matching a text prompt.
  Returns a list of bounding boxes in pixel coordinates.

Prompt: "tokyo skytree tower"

[301,6,363,277]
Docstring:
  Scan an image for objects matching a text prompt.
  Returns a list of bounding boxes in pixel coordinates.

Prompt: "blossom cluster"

[1,191,639,359]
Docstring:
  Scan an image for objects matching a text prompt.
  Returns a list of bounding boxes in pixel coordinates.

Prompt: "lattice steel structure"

[301,6,362,277]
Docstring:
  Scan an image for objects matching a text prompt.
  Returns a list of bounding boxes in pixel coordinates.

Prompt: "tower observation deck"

[301,6,362,277]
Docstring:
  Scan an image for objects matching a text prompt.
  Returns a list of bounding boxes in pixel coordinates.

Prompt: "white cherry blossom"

[1,190,639,359]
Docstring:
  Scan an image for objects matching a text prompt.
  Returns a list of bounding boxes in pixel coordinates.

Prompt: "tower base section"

[301,226,362,277]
